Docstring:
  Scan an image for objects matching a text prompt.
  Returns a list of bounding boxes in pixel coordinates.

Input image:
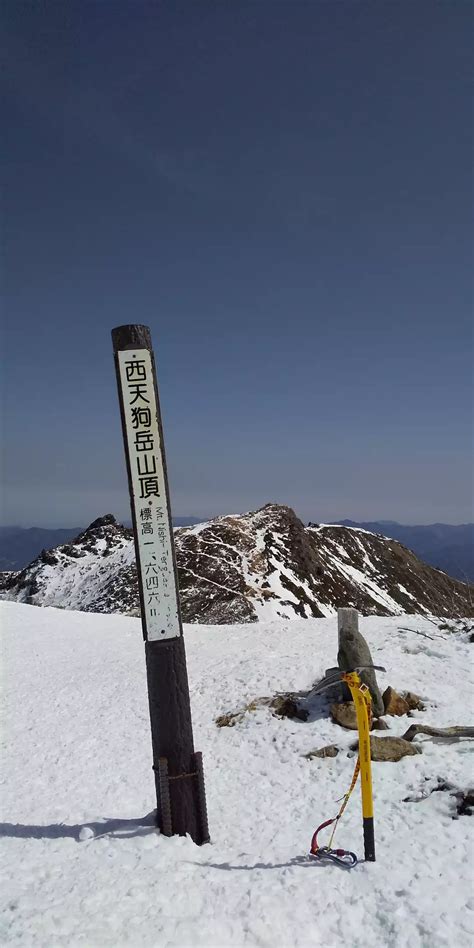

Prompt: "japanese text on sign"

[118,349,181,641]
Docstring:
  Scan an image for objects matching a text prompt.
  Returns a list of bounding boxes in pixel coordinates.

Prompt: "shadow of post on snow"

[188,854,356,872]
[0,811,157,842]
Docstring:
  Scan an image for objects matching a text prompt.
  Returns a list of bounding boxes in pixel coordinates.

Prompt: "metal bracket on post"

[156,757,173,837]
[153,752,210,843]
[193,752,210,844]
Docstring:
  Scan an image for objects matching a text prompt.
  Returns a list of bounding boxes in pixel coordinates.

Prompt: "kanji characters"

[139,476,160,498]
[137,454,157,476]
[125,359,147,381]
[135,431,154,453]
[128,383,150,405]
[131,407,152,429]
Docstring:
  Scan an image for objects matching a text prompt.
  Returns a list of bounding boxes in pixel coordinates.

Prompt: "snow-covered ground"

[1,601,473,947]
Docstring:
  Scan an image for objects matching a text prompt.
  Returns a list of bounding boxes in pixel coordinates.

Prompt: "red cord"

[310,817,336,855]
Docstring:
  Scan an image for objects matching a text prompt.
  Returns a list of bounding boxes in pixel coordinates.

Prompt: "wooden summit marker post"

[112,324,209,845]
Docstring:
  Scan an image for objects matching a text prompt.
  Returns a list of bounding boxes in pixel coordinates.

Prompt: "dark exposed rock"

[456,790,474,816]
[40,549,58,566]
[270,695,308,721]
[87,514,117,530]
[61,545,86,559]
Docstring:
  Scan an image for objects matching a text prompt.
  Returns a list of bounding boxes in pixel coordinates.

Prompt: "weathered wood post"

[337,606,359,650]
[337,607,384,716]
[112,324,209,845]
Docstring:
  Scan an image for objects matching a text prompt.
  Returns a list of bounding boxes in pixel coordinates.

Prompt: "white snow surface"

[1,602,473,947]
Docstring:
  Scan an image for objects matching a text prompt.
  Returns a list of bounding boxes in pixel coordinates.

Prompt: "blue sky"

[2,1,472,527]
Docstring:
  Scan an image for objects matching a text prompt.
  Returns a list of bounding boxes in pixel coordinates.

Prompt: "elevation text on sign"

[118,348,180,641]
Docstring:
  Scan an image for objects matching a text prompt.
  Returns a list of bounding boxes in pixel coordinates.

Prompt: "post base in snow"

[153,753,210,845]
[145,636,210,845]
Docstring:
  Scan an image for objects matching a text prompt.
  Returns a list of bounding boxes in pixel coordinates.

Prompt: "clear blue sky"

[2,1,472,527]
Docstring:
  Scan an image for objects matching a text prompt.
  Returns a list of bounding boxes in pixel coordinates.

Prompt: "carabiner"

[310,846,358,869]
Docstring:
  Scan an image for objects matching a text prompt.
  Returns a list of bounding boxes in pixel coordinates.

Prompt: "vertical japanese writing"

[117,349,180,640]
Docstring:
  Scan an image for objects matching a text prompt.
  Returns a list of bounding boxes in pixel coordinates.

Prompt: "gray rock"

[350,736,421,762]
[330,701,360,730]
[337,608,385,717]
[403,691,425,711]
[304,744,339,759]
[322,667,347,702]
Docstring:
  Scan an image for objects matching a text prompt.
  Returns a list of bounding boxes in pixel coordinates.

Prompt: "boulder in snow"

[330,701,360,730]
[383,686,410,716]
[350,736,421,762]
[403,691,425,711]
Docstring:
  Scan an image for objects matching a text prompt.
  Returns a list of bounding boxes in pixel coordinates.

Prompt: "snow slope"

[1,602,473,947]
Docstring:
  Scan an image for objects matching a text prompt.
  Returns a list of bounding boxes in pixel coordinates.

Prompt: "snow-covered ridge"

[1,505,472,623]
[312,523,379,536]
[0,515,139,617]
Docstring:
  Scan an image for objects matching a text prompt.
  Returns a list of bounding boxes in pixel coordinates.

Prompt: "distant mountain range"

[329,521,474,582]
[1,506,472,622]
[1,518,473,581]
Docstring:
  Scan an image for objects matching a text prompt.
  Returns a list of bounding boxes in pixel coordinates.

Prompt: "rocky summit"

[1,505,472,623]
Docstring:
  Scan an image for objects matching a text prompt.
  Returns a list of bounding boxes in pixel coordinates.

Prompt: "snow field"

[1,602,473,947]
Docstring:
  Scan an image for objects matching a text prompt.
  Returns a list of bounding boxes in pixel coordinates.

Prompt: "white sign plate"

[118,348,181,641]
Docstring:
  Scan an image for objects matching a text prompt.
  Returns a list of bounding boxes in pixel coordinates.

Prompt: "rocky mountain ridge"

[331,520,474,582]
[1,505,472,623]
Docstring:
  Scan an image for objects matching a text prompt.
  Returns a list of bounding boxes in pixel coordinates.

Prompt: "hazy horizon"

[2,506,473,531]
